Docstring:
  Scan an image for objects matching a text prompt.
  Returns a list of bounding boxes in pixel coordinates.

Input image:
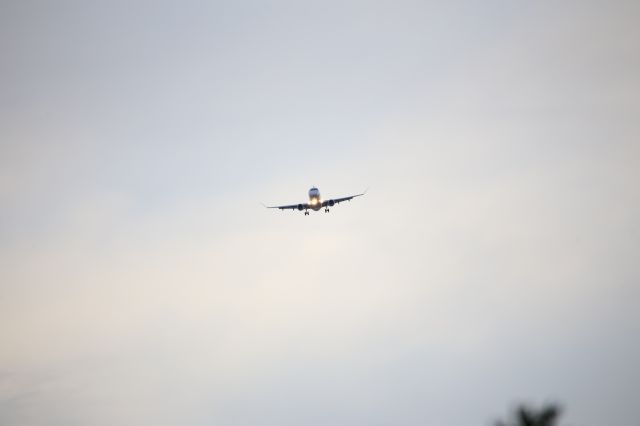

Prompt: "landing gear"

[324,208,330,213]
[304,211,309,216]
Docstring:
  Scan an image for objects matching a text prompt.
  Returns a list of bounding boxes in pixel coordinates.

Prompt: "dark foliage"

[496,403,562,426]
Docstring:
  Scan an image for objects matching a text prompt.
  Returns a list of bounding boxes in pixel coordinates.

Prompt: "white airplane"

[264,187,366,215]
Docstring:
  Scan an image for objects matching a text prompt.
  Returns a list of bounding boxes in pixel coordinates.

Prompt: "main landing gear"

[304,211,309,216]
[324,208,330,213]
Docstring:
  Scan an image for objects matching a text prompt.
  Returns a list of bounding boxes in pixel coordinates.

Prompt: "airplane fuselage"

[308,187,322,211]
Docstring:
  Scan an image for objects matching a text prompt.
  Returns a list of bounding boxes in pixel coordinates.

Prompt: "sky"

[1,1,639,425]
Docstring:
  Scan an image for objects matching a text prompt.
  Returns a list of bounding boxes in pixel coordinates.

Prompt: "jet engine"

[297,204,304,211]
[327,199,335,207]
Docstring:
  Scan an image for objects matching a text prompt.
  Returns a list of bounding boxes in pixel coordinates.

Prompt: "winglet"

[356,187,369,197]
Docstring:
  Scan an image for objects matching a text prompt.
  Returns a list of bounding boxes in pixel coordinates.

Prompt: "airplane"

[264,187,366,215]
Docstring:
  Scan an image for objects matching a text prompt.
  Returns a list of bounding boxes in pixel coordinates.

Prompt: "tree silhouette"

[495,403,562,426]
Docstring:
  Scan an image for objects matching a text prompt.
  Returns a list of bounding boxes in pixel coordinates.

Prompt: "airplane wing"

[322,191,367,207]
[262,202,308,211]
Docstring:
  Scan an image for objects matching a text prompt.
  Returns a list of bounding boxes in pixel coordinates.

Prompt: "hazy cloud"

[1,1,639,425]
